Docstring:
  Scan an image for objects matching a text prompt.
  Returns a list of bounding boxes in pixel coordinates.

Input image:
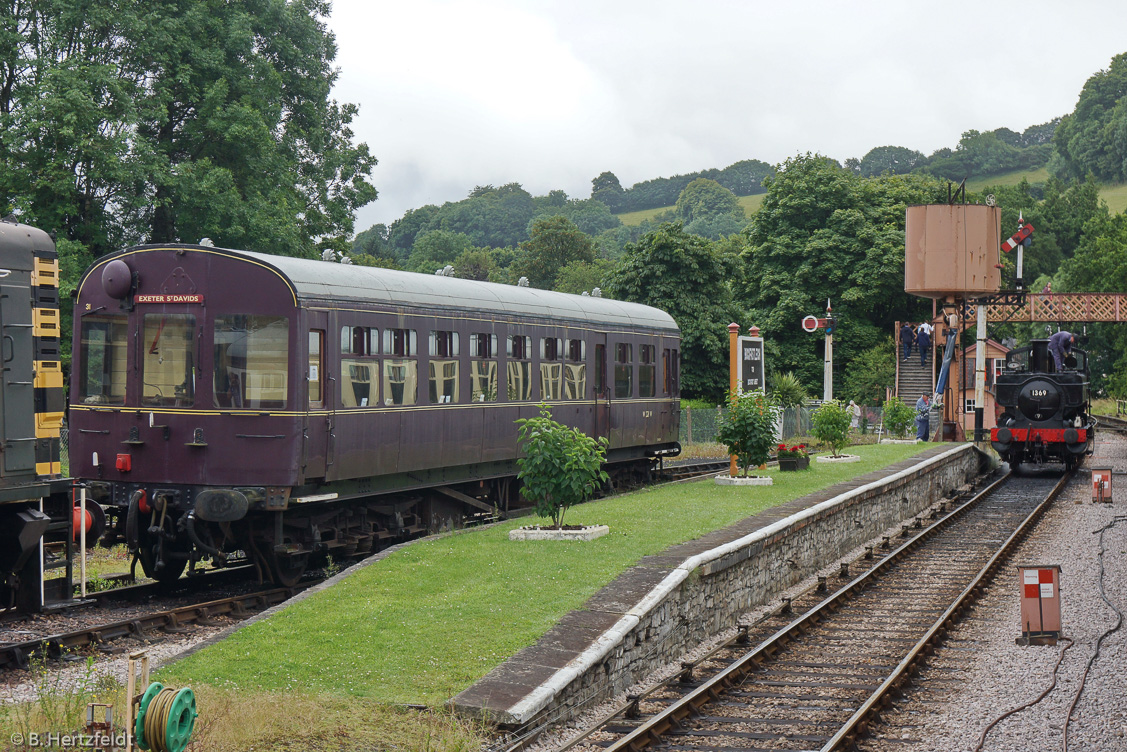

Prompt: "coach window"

[79,315,128,405]
[382,328,418,406]
[595,344,606,397]
[340,325,378,408]
[142,314,196,407]
[540,337,562,400]
[639,344,656,398]
[507,334,532,401]
[308,331,324,407]
[429,330,460,403]
[470,333,498,402]
[614,343,633,399]
[663,348,679,395]
[565,338,586,400]
[213,315,290,409]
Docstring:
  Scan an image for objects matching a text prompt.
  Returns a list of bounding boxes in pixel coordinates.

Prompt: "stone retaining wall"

[454,444,989,728]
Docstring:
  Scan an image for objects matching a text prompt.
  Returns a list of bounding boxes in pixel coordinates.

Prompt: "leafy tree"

[811,400,852,457]
[350,254,399,270]
[453,248,496,281]
[407,230,472,274]
[388,205,441,258]
[716,390,779,477]
[1052,52,1127,182]
[675,178,743,224]
[855,146,926,177]
[590,171,625,212]
[516,405,608,527]
[554,259,613,295]
[841,338,896,407]
[741,154,942,387]
[352,224,390,257]
[513,215,596,289]
[605,223,743,402]
[716,159,773,195]
[882,396,916,439]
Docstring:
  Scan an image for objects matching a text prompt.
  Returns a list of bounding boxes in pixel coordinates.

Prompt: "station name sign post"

[728,324,766,477]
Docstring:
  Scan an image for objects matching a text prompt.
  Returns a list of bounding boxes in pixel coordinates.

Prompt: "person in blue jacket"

[1048,330,1074,372]
[916,325,931,367]
[915,393,931,441]
[900,322,914,360]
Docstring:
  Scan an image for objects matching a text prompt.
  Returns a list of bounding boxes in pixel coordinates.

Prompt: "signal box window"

[213,315,289,409]
[507,335,532,401]
[470,333,498,402]
[341,325,378,408]
[639,344,656,398]
[79,315,128,405]
[429,330,460,403]
[565,338,586,400]
[540,337,562,400]
[383,328,417,405]
[614,343,633,399]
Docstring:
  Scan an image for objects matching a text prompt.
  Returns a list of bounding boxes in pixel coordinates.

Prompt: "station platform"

[451,443,986,729]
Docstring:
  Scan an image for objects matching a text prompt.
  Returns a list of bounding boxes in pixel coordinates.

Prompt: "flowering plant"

[777,443,808,459]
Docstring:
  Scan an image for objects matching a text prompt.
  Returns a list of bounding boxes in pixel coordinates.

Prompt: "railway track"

[0,586,300,671]
[542,468,1069,752]
[1094,413,1127,433]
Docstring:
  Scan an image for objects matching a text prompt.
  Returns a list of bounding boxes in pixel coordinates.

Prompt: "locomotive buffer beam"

[434,486,499,515]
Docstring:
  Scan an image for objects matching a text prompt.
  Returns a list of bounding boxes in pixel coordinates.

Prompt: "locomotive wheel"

[268,550,308,587]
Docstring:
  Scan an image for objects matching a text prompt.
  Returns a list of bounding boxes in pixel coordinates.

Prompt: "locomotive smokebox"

[904,204,1002,299]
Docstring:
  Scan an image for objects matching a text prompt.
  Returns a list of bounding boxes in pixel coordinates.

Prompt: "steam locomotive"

[990,338,1094,470]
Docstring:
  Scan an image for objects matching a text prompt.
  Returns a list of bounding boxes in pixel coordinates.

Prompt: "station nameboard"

[738,336,765,392]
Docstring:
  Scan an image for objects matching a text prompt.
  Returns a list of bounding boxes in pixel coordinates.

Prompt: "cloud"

[327,0,1127,233]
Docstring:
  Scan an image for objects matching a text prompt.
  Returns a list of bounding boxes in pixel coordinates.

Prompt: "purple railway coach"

[70,244,681,585]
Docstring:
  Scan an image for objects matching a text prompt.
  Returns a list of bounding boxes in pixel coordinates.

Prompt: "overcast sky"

[327,0,1127,234]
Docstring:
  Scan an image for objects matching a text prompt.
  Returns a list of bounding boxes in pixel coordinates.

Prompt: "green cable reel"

[134,681,198,752]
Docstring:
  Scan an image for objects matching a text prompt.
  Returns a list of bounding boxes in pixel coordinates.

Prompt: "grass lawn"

[160,442,938,708]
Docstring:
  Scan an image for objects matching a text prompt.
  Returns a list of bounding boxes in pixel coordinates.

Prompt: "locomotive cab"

[991,339,1093,470]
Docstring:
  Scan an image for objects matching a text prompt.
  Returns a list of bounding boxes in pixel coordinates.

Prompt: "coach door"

[0,272,36,478]
[594,335,610,443]
[302,313,333,480]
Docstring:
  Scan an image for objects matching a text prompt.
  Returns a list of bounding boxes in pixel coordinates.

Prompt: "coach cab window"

[79,315,128,405]
[614,343,633,399]
[639,344,656,398]
[142,314,196,407]
[507,334,532,401]
[383,328,417,405]
[429,330,459,404]
[213,315,289,409]
[540,337,562,400]
[565,338,586,400]
[341,325,378,407]
[470,333,498,402]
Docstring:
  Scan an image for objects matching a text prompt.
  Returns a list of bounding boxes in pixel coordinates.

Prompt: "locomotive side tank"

[990,339,1094,470]
[70,244,681,584]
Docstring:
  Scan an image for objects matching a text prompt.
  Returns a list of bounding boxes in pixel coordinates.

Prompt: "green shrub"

[516,405,608,527]
[883,397,916,439]
[771,371,808,408]
[811,400,852,457]
[716,390,780,476]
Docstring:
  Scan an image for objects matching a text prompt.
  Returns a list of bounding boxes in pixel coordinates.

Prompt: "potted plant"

[811,400,860,462]
[883,396,916,441]
[777,443,810,471]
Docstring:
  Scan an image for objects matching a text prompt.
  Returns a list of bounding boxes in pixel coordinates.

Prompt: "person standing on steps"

[900,322,914,361]
[916,324,931,367]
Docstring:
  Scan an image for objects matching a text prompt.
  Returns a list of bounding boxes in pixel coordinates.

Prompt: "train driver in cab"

[1048,330,1075,372]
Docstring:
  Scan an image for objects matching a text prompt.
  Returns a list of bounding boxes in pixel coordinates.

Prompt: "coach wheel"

[136,533,189,584]
[268,550,307,587]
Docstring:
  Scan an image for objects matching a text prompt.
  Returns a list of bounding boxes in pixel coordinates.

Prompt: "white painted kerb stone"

[816,454,861,463]
[714,475,773,486]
